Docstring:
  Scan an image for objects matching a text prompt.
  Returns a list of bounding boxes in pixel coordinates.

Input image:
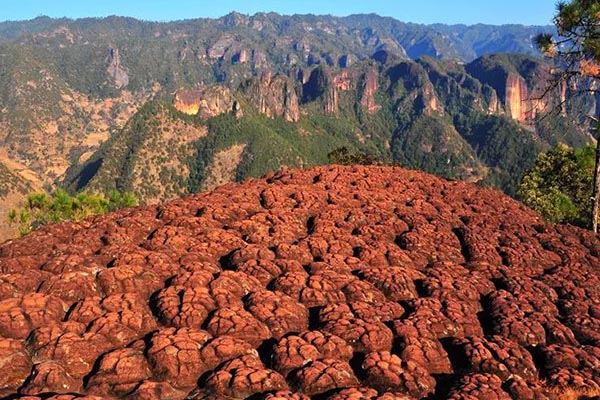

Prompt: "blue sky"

[0,0,557,26]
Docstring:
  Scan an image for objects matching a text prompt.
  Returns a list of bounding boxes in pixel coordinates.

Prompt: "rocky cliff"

[505,73,529,121]
[466,54,564,125]
[360,68,381,114]
[244,72,300,122]
[303,67,340,114]
[173,86,239,119]
[65,52,591,212]
[1,166,600,398]
[106,47,129,88]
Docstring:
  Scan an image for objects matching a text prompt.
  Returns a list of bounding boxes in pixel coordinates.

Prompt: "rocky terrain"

[62,53,592,211]
[0,13,591,242]
[0,165,599,399]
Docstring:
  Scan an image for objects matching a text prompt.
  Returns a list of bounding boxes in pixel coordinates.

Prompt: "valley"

[0,13,592,241]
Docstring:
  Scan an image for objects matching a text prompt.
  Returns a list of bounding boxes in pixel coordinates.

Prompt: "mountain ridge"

[0,13,553,30]
[61,52,591,207]
[0,12,582,241]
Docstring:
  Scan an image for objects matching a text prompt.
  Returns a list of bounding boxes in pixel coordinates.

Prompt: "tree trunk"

[592,121,600,233]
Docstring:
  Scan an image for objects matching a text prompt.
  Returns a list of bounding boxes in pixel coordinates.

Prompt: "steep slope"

[0,15,578,241]
[64,102,209,204]
[0,160,39,242]
[65,53,591,205]
[1,166,600,398]
[0,41,154,187]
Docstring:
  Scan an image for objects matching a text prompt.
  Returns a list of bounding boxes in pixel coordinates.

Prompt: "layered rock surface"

[1,165,600,399]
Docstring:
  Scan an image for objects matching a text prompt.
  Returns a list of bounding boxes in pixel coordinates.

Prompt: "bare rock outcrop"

[173,86,239,118]
[0,165,600,398]
[246,72,300,122]
[107,47,129,88]
[360,69,381,114]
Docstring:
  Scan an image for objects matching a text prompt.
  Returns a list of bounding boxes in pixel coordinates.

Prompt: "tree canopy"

[518,144,595,227]
[537,0,600,82]
[327,146,378,166]
[535,0,600,231]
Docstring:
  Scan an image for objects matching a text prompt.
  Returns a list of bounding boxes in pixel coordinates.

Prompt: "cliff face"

[283,81,300,122]
[173,90,203,115]
[323,73,339,114]
[246,72,300,122]
[173,86,238,119]
[465,54,570,125]
[483,86,499,114]
[106,47,129,88]
[360,69,381,114]
[505,72,560,123]
[301,68,359,115]
[421,82,442,115]
[505,73,529,122]
[302,67,341,114]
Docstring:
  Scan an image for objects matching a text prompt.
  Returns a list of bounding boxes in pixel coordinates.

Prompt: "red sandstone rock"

[146,327,213,388]
[29,323,113,378]
[0,293,66,339]
[202,354,289,398]
[447,373,512,400]
[290,358,359,395]
[199,336,259,370]
[263,391,311,400]
[245,290,309,338]
[85,348,153,396]
[323,317,394,352]
[361,351,435,398]
[0,165,600,397]
[0,338,32,394]
[205,307,271,346]
[20,361,82,395]
[448,336,537,380]
[128,381,187,400]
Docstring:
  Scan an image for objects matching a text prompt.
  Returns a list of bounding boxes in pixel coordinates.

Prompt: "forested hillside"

[0,13,593,240]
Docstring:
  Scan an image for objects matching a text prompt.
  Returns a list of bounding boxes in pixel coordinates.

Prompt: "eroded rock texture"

[1,165,600,399]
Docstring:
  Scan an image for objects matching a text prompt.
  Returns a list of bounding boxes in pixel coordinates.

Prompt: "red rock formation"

[324,79,339,114]
[505,73,528,122]
[249,72,300,122]
[333,71,353,92]
[303,67,340,114]
[360,69,381,114]
[0,165,600,398]
[505,72,549,123]
[173,86,237,118]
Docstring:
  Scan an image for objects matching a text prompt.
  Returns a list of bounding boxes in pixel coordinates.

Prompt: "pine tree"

[537,0,600,232]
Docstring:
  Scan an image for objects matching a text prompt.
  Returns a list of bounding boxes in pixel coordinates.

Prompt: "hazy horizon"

[0,11,556,28]
[0,0,556,26]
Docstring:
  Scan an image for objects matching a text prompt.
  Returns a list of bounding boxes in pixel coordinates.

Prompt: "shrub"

[518,144,594,227]
[8,189,137,236]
